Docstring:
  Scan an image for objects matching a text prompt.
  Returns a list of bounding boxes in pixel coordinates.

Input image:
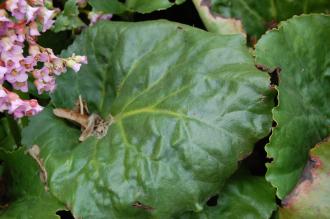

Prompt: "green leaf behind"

[192,0,245,35]
[88,0,186,14]
[256,14,330,198]
[88,0,127,14]
[211,0,330,37]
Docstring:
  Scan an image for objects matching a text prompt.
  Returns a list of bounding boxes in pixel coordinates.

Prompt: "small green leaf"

[210,0,330,37]
[88,0,186,14]
[23,20,273,218]
[177,168,277,219]
[256,14,330,198]
[0,148,64,218]
[88,0,127,14]
[0,118,17,151]
[192,0,245,35]
[279,137,330,218]
[125,0,186,13]
[53,0,85,32]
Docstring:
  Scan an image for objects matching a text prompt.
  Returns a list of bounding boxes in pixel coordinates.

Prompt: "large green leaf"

[177,168,277,219]
[88,0,186,14]
[210,0,330,37]
[279,137,330,218]
[22,20,273,218]
[255,14,330,199]
[0,148,64,218]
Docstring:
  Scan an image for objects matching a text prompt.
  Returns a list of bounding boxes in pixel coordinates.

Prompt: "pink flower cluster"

[0,0,87,118]
[0,86,42,118]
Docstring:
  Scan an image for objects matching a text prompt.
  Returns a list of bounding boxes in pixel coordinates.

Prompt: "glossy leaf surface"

[256,14,330,198]
[88,0,186,14]
[23,20,273,218]
[211,0,330,37]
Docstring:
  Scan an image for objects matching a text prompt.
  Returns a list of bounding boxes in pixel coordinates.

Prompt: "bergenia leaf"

[210,0,330,38]
[88,0,127,14]
[256,14,330,199]
[192,0,245,35]
[280,137,330,218]
[0,148,64,218]
[22,20,274,218]
[125,0,186,13]
[88,0,186,14]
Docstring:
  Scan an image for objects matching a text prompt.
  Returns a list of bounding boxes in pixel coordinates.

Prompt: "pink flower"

[6,0,20,12]
[0,87,43,118]
[32,67,56,93]
[26,4,39,22]
[0,89,8,111]
[21,55,36,71]
[0,36,14,51]
[25,99,43,116]
[0,9,11,22]
[52,58,66,75]
[29,21,40,36]
[38,7,56,32]
[65,55,88,72]
[28,44,40,56]
[0,66,7,78]
[88,11,112,25]
[6,0,28,21]
[65,59,81,72]
[73,55,88,64]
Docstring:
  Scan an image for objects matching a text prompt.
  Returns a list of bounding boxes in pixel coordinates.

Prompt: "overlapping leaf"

[88,0,127,14]
[0,148,64,219]
[177,168,276,219]
[192,0,245,35]
[280,137,330,218]
[88,0,186,14]
[53,0,85,32]
[256,14,330,198]
[22,21,273,218]
[209,0,330,37]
